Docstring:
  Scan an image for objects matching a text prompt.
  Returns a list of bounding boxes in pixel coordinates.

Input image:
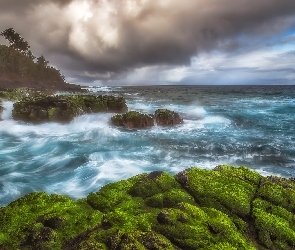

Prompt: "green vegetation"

[111,109,183,128]
[0,28,75,90]
[111,111,154,128]
[1,166,295,249]
[154,109,183,126]
[12,94,128,123]
[0,87,41,101]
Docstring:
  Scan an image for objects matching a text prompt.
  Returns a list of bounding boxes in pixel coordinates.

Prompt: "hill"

[0,28,81,91]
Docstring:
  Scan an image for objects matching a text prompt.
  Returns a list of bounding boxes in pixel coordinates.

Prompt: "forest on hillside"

[0,28,74,90]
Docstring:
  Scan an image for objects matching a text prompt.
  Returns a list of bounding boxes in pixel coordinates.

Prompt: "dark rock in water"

[0,103,3,121]
[111,111,154,128]
[154,109,183,126]
[12,94,127,123]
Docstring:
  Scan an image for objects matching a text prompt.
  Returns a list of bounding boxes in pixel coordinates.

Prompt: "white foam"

[0,113,120,138]
[85,86,118,93]
[184,106,207,120]
[1,101,14,120]
[127,102,157,113]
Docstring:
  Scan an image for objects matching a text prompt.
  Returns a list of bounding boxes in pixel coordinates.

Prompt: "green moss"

[154,109,183,126]
[181,166,258,216]
[74,239,107,250]
[257,177,295,212]
[48,106,60,120]
[12,94,127,123]
[0,192,102,249]
[0,88,37,101]
[129,172,181,199]
[111,111,154,128]
[2,166,295,249]
[214,165,261,185]
[145,189,195,208]
[154,203,255,249]
[252,198,295,249]
[87,175,143,212]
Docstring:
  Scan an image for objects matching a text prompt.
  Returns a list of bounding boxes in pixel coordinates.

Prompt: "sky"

[1,0,295,86]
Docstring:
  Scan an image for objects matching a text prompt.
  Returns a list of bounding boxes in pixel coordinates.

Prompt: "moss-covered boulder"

[154,109,183,126]
[111,111,154,128]
[0,102,3,120]
[176,165,260,217]
[0,192,103,249]
[2,166,295,249]
[12,94,127,123]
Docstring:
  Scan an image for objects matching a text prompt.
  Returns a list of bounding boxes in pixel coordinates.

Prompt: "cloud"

[1,0,295,84]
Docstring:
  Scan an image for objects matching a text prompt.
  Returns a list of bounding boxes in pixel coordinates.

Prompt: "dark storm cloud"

[1,0,295,82]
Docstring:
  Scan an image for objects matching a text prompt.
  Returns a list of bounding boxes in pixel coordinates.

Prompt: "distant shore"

[0,79,84,93]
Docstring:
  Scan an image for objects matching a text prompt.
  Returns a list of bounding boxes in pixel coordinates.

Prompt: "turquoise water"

[0,85,295,207]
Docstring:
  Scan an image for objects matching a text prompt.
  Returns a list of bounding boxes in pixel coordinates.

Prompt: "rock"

[2,166,295,249]
[0,103,3,121]
[154,109,183,126]
[111,111,154,128]
[12,94,127,123]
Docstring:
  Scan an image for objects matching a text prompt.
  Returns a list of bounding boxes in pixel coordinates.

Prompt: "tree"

[37,55,49,68]
[0,28,35,60]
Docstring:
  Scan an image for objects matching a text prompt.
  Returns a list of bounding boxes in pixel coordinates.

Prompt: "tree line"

[0,28,65,83]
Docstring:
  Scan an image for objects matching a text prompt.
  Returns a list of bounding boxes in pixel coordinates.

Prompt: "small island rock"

[0,103,3,121]
[154,109,183,126]
[12,94,127,123]
[111,111,154,128]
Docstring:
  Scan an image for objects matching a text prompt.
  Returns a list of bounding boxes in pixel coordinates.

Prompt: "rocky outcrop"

[1,166,295,249]
[111,109,183,129]
[0,102,3,121]
[12,94,127,123]
[154,109,183,126]
[111,111,154,128]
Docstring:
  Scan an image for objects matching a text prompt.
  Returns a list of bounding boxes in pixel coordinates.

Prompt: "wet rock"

[154,109,183,126]
[111,111,154,128]
[157,211,171,224]
[12,94,127,123]
[2,166,295,250]
[0,103,3,121]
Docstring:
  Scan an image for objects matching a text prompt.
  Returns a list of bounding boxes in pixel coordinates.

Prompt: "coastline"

[1,165,294,249]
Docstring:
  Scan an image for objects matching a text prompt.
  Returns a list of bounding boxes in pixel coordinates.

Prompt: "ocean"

[0,85,294,207]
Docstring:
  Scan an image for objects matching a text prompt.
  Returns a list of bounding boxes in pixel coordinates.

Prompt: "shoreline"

[1,165,294,249]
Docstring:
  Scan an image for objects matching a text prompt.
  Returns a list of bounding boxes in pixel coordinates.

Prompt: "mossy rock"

[2,166,295,249]
[154,203,255,249]
[111,111,154,128]
[176,166,259,217]
[145,189,196,208]
[0,102,3,120]
[0,192,102,249]
[154,109,183,126]
[252,198,295,249]
[12,94,127,123]
[0,88,38,101]
[257,176,295,211]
